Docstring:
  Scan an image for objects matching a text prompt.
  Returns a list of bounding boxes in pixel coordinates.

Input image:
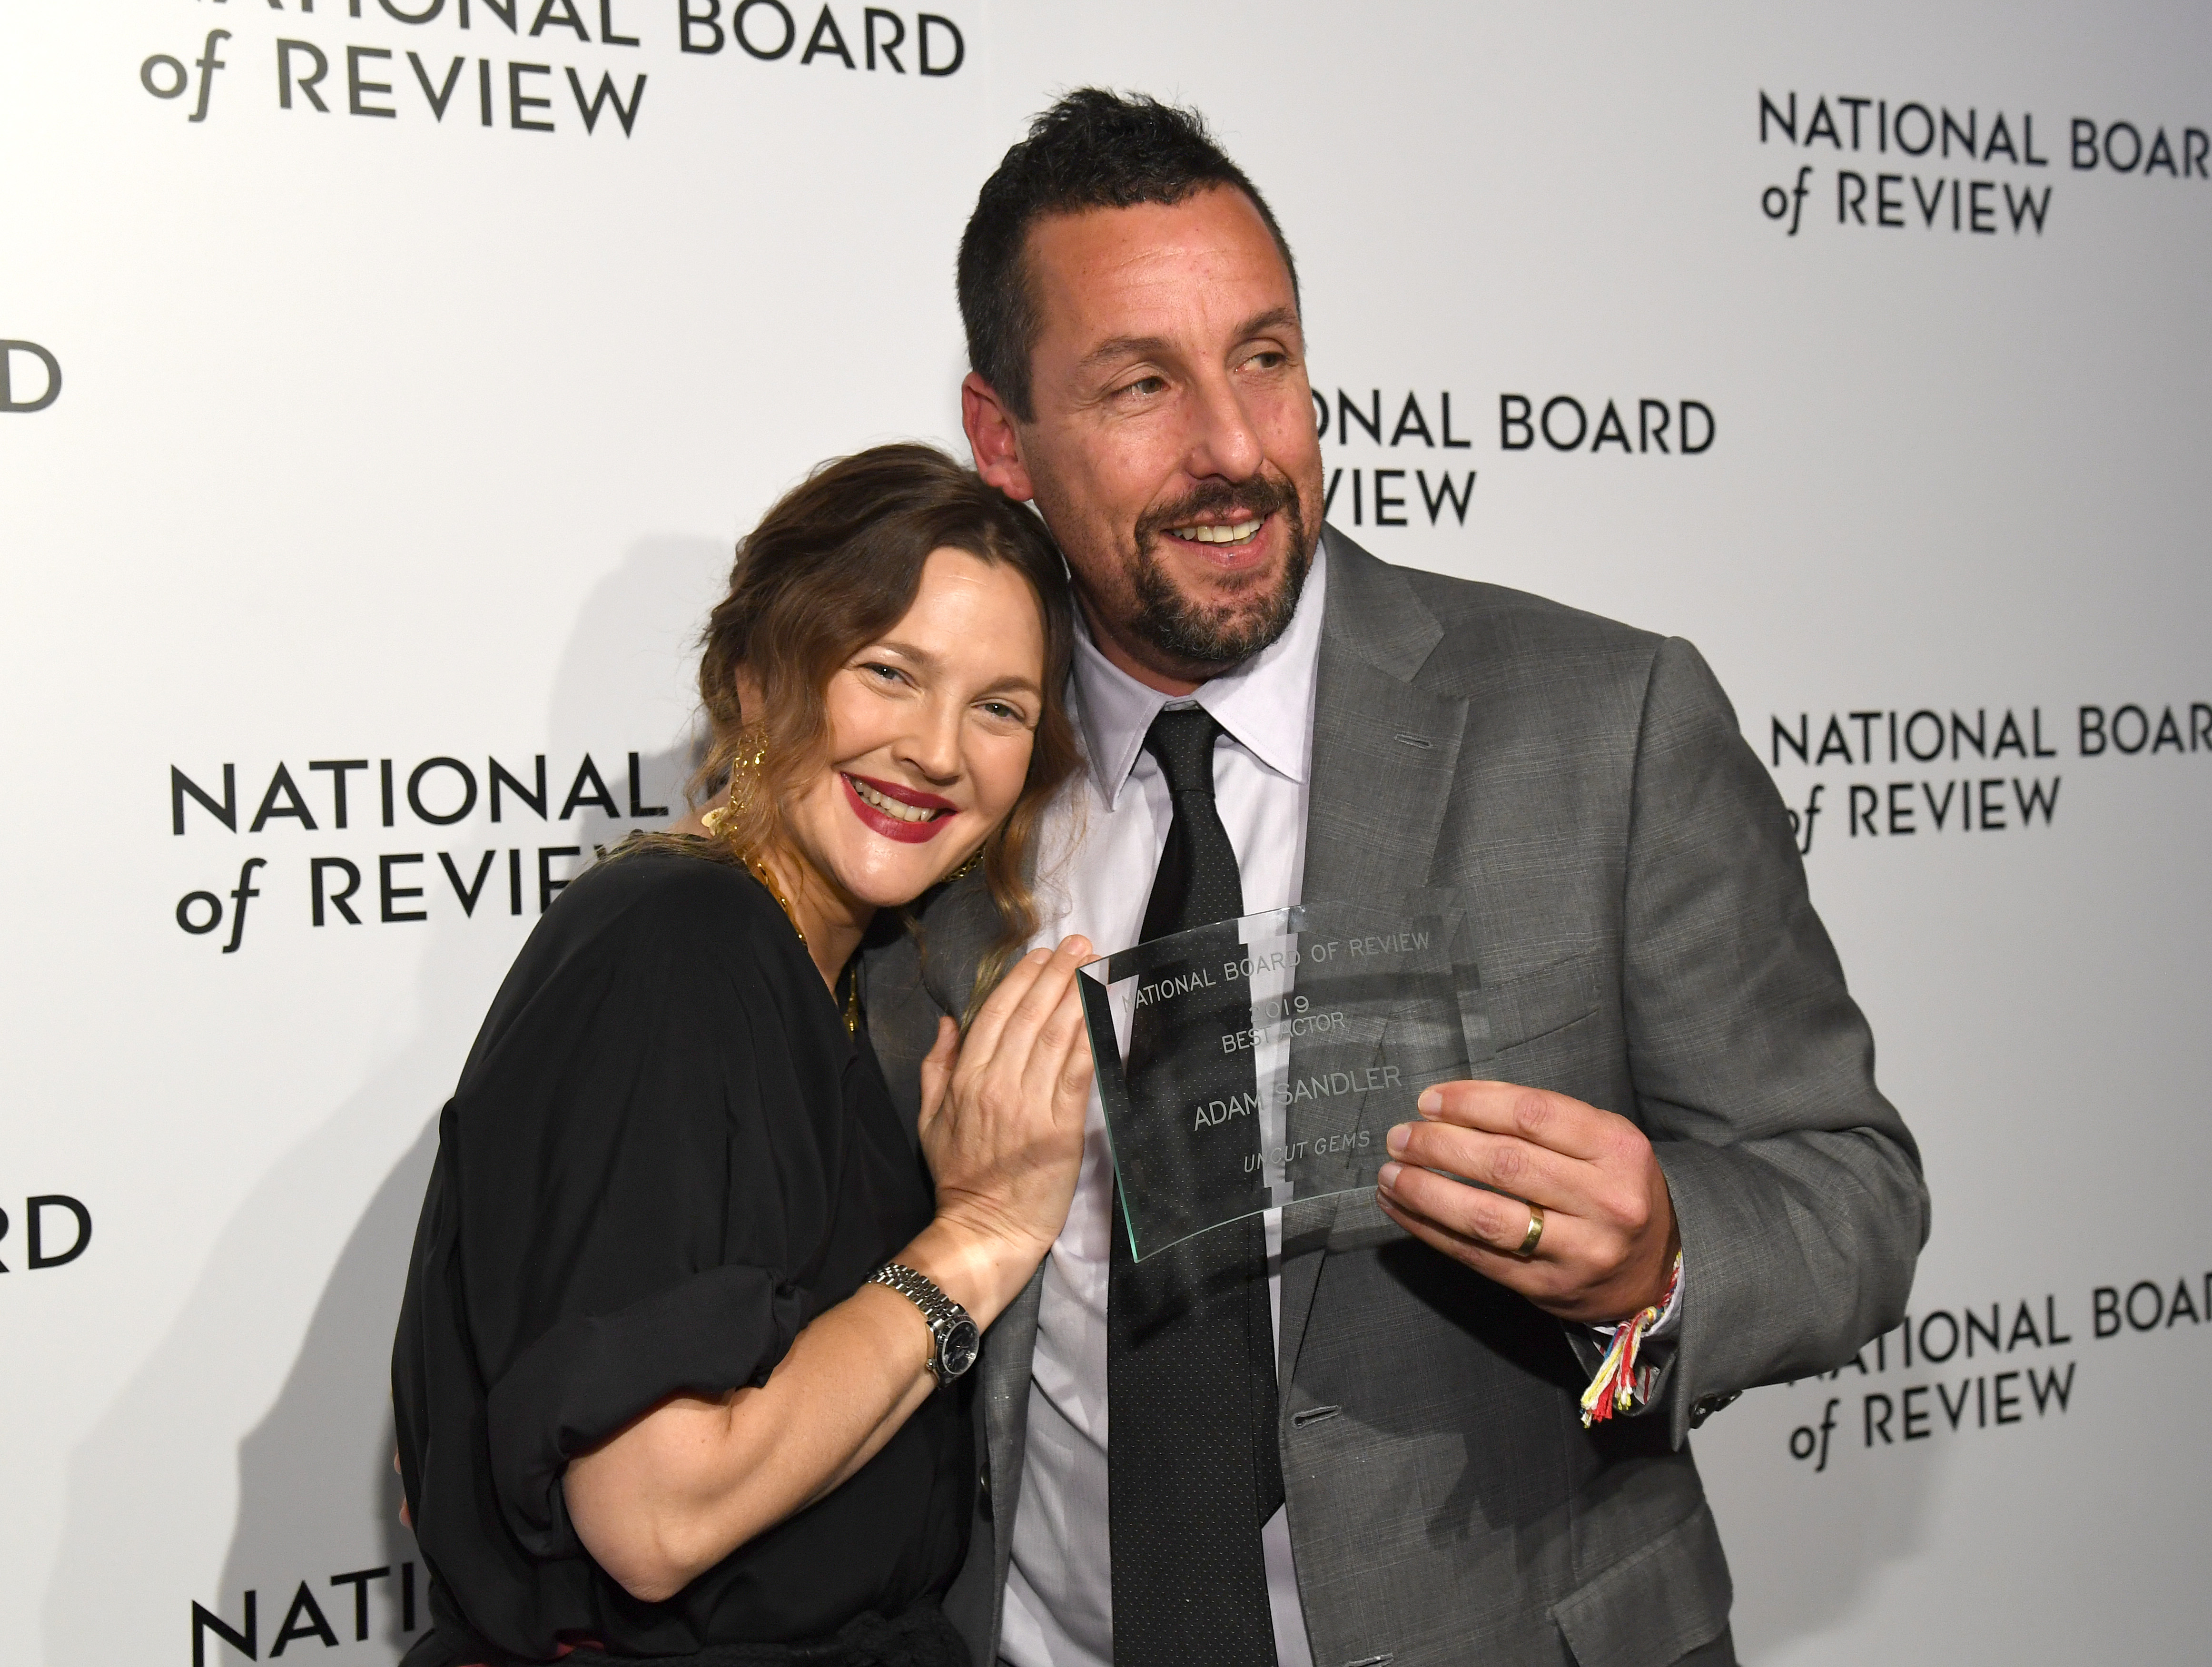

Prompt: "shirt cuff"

[1572,1256,1683,1423]
[1590,1259,1684,1343]
[1619,1255,1681,1335]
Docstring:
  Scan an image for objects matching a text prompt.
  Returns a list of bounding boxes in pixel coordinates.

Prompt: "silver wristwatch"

[867,1262,980,1387]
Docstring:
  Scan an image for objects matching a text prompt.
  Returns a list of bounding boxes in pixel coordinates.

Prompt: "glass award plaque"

[1079,893,1484,1261]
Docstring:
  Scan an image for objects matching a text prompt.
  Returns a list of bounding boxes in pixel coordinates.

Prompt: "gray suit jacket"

[861,528,1927,1667]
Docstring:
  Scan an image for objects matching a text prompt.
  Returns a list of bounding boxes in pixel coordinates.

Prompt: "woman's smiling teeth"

[1171,518,1263,545]
[848,776,945,823]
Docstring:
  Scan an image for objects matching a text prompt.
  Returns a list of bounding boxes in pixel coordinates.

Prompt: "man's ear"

[962,372,1036,502]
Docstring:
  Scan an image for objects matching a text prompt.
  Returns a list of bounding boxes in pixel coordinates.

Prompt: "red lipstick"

[842,773,956,844]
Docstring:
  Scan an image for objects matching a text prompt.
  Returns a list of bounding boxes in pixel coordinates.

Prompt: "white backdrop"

[4,3,2209,1662]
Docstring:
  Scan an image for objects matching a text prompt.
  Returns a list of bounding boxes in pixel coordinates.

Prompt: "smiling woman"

[678,444,1081,992]
[391,445,1096,1667]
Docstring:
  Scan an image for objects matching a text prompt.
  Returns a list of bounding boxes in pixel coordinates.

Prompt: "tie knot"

[1144,707,1223,799]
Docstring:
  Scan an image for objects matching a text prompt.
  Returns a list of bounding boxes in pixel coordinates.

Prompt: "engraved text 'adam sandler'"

[1194,1065,1404,1131]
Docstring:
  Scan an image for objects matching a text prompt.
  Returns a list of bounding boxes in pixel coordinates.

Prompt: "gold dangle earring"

[701,730,766,839]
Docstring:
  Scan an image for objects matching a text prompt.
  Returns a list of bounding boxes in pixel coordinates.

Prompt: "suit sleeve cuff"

[1563,1256,1684,1421]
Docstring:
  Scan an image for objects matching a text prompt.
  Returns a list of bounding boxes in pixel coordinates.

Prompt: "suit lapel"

[1278,530,1467,1384]
[979,1261,1046,1609]
[859,869,1000,1144]
[870,866,1042,1653]
[914,870,1002,1021]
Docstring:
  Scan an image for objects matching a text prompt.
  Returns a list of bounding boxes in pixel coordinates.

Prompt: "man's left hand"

[1377,1081,1679,1325]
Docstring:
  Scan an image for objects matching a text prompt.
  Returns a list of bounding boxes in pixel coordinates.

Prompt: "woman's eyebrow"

[868,639,938,667]
[866,644,1040,698]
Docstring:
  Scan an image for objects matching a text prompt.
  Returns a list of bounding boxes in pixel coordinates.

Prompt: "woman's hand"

[562,937,1096,1601]
[906,937,1094,1325]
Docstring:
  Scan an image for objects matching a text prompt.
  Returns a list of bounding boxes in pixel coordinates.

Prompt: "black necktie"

[1108,707,1284,1667]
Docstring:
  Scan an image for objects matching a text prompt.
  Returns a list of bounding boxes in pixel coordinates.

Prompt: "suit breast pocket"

[1481,944,1605,1057]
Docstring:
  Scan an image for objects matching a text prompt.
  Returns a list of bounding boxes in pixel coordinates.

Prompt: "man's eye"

[1120,375,1167,400]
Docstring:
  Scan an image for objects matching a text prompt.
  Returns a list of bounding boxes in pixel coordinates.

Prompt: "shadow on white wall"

[41,533,728,1664]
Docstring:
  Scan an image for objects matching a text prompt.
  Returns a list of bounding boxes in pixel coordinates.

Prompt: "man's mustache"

[1135,473,1299,548]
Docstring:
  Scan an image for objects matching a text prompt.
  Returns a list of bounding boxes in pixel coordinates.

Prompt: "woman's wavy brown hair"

[675,443,1079,994]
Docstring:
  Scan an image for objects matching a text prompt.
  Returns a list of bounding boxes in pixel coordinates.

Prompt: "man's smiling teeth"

[1172,518,1263,545]
[849,777,943,823]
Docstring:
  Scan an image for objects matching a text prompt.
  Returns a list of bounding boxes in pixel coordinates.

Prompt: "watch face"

[938,1318,980,1379]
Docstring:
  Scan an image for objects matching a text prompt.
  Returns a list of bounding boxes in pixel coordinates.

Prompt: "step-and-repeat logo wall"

[5,4,2206,1663]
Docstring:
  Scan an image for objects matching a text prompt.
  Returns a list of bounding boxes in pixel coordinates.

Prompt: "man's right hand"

[909,936,1094,1327]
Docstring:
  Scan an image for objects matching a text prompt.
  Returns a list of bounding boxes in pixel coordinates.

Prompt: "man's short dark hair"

[958,89,1300,423]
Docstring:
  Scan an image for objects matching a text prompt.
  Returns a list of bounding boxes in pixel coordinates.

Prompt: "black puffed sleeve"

[403,853,856,1614]
[395,847,954,1661]
[486,1263,809,1556]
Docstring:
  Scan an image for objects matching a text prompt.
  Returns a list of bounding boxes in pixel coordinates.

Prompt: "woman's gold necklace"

[703,740,857,1035]
[742,853,859,1036]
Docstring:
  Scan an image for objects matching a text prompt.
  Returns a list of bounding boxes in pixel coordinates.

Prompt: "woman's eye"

[861,662,905,684]
[979,700,1028,724]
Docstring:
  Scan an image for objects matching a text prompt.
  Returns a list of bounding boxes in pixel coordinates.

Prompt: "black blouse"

[392,845,971,1662]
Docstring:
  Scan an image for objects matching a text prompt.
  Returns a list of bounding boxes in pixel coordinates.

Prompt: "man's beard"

[1127,473,1314,672]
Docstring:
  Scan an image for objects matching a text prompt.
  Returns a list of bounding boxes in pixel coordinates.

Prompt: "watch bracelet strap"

[867,1262,969,1375]
[869,1261,955,1320]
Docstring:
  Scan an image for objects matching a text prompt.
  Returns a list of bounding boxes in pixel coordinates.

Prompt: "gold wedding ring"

[1515,1204,1545,1259]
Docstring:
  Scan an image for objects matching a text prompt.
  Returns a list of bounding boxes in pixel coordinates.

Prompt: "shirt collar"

[1071,541,1329,809]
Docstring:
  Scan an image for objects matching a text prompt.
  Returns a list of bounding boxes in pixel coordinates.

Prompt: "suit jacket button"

[1690,1391,1740,1428]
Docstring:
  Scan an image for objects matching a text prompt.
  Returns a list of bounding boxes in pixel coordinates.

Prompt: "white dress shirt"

[996,543,1679,1666]
[998,548,1329,1667]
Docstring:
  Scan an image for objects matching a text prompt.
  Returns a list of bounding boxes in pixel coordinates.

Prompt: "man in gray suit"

[863,90,1926,1667]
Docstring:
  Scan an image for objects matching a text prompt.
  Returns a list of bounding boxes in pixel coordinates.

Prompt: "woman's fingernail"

[1386,1124,1409,1156]
[1378,1162,1402,1191]
[1418,1087,1441,1115]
